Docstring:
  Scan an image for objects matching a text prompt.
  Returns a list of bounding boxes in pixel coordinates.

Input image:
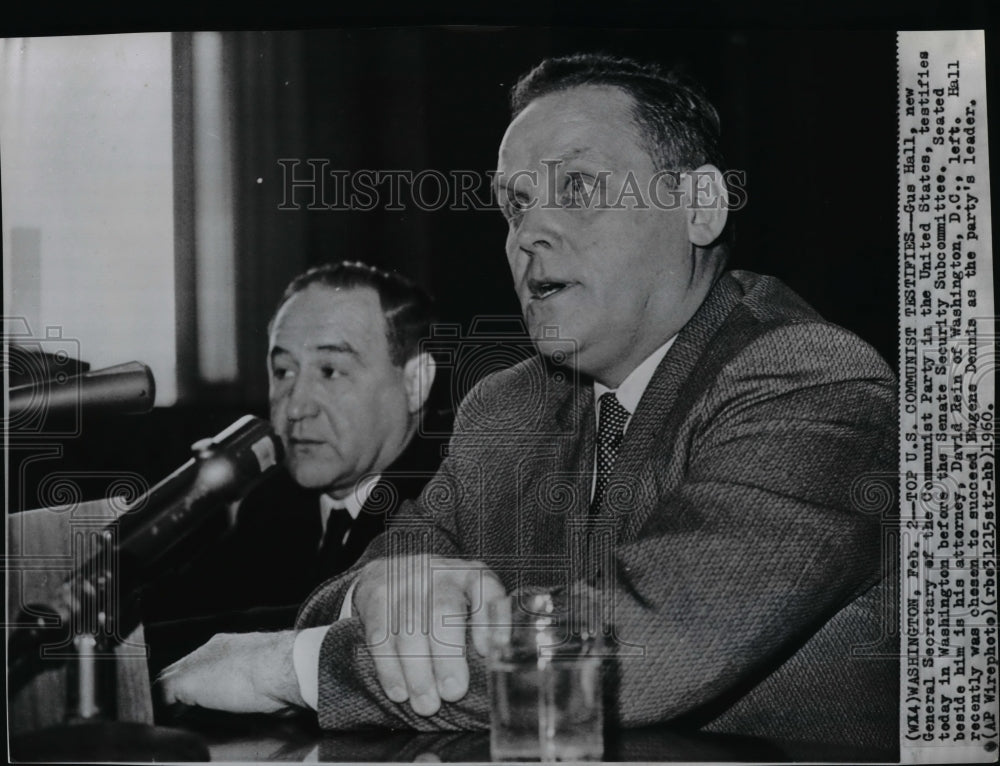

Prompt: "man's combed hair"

[272,261,435,367]
[510,53,725,175]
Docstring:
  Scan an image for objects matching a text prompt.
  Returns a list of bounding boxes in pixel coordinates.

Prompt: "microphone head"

[194,414,286,488]
[7,361,156,427]
[113,415,285,574]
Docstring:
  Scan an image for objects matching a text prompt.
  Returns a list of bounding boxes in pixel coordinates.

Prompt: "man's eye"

[272,367,294,381]
[500,191,528,224]
[320,365,342,380]
[561,172,597,206]
[500,200,519,223]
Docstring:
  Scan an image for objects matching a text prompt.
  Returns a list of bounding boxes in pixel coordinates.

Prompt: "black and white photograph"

[3,7,995,764]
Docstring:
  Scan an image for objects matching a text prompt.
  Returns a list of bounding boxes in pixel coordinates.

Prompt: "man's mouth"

[289,436,325,448]
[527,278,573,301]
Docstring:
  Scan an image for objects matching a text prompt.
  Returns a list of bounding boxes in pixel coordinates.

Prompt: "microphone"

[113,414,284,578]
[9,415,285,692]
[7,361,156,423]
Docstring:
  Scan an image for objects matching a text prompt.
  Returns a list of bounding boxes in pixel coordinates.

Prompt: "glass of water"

[487,590,604,762]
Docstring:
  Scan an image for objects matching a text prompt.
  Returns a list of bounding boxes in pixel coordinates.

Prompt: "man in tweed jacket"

[161,54,897,750]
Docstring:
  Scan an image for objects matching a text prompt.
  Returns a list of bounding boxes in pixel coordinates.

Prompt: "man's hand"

[157,631,305,713]
[353,554,505,717]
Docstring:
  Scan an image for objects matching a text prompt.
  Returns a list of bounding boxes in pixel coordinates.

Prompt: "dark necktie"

[591,392,630,515]
[316,505,354,575]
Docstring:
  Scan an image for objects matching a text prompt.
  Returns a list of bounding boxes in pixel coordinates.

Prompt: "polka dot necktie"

[591,392,630,515]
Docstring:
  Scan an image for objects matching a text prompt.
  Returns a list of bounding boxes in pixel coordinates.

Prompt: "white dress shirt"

[317,472,380,549]
[293,336,677,710]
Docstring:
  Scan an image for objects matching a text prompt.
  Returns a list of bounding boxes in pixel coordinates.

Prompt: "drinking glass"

[486,590,604,762]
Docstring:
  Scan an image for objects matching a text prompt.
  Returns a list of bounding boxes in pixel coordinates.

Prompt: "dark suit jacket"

[141,421,449,673]
[296,272,899,751]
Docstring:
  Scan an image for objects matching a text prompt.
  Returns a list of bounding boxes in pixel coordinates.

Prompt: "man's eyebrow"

[495,146,611,188]
[548,146,613,164]
[557,147,595,161]
[269,345,292,360]
[494,176,526,197]
[269,342,358,359]
[314,343,358,356]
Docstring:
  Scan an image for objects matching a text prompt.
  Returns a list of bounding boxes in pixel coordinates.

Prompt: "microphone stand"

[10,416,284,761]
[11,548,210,762]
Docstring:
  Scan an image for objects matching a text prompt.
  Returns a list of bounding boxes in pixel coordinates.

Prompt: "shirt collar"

[593,335,677,419]
[319,472,381,522]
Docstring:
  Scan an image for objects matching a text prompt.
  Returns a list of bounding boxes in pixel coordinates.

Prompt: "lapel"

[508,361,595,589]
[348,427,446,557]
[239,469,326,564]
[552,372,596,525]
[323,426,448,574]
[338,495,386,564]
[594,273,745,543]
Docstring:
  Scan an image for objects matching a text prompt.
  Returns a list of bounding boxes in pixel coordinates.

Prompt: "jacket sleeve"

[295,416,489,729]
[310,617,490,731]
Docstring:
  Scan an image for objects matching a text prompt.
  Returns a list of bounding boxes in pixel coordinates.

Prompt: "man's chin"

[533,335,579,368]
[287,464,341,492]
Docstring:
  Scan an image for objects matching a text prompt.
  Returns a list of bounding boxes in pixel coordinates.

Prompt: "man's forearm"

[159,630,306,713]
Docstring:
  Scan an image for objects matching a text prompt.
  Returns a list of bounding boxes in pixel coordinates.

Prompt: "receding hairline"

[502,83,661,170]
[268,284,390,348]
[510,81,639,116]
[272,281,381,320]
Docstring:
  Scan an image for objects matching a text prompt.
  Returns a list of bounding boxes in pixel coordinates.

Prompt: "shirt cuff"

[292,579,359,711]
[339,579,358,620]
[292,626,328,711]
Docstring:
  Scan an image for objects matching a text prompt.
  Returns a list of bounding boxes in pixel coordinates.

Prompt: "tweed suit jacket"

[296,271,899,750]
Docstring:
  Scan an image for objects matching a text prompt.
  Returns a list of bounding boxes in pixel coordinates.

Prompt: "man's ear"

[684,164,729,247]
[403,351,437,414]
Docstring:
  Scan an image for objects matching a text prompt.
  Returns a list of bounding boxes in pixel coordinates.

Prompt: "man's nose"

[514,203,559,256]
[285,375,319,420]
